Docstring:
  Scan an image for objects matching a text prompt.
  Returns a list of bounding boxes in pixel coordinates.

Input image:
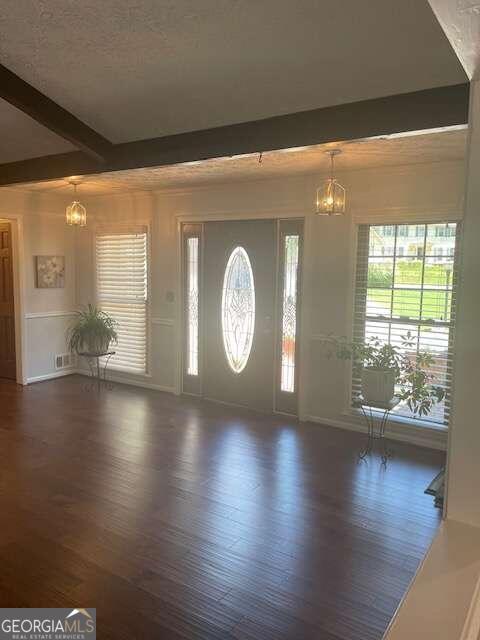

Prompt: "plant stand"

[353,395,400,466]
[78,351,115,392]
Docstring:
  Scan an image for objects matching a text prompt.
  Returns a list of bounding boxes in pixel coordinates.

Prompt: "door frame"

[176,211,307,418]
[0,214,27,385]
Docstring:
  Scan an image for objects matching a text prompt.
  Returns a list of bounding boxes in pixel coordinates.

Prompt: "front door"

[182,218,303,415]
[203,219,276,412]
[0,222,16,380]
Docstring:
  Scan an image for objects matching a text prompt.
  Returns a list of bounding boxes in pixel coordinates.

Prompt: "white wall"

[0,188,76,382]
[0,158,465,445]
[76,158,465,448]
[447,80,480,528]
[75,191,178,391]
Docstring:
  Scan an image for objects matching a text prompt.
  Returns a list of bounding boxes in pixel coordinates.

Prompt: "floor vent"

[55,353,76,370]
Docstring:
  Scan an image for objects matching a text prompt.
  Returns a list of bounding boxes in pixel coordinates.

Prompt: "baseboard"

[24,371,445,450]
[26,369,78,384]
[76,369,176,395]
[303,413,447,451]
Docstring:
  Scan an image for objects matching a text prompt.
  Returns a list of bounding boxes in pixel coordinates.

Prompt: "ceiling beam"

[0,64,113,162]
[428,1,479,80]
[0,83,469,187]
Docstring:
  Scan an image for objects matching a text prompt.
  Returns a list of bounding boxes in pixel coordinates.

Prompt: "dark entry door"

[203,219,276,412]
[0,222,16,380]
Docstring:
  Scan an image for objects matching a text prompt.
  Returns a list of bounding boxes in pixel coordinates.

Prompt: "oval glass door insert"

[221,246,255,373]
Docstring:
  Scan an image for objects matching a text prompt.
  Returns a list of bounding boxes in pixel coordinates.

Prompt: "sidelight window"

[186,237,199,376]
[280,235,299,392]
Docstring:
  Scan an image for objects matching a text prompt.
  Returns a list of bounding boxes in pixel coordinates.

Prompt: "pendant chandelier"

[66,181,87,227]
[316,149,346,216]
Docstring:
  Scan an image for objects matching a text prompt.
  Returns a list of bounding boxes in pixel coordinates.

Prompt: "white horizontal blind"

[353,222,461,426]
[96,230,148,374]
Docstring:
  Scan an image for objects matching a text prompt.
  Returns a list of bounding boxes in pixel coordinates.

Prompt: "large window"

[96,229,148,374]
[353,222,460,425]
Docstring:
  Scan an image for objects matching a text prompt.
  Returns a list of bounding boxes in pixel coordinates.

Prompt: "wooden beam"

[0,64,112,162]
[0,83,469,186]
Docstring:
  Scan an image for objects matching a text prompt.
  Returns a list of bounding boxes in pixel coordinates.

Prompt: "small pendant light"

[316,149,346,216]
[66,181,87,227]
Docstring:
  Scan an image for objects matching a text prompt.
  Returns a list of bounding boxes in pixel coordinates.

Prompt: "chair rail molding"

[25,310,77,319]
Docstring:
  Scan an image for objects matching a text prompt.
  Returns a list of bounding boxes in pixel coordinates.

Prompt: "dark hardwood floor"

[0,375,444,639]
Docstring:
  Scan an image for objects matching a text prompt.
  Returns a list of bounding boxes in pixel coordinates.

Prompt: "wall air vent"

[55,353,76,370]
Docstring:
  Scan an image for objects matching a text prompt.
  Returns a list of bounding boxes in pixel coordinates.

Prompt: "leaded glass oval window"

[221,247,255,373]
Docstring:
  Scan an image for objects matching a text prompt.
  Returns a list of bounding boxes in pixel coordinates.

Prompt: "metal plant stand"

[353,396,400,465]
[79,351,115,392]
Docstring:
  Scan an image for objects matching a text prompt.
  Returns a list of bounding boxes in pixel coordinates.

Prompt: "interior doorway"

[181,218,303,415]
[0,221,16,380]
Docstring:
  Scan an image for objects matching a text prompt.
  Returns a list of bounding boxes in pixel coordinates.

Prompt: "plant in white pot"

[68,304,118,355]
[322,332,445,416]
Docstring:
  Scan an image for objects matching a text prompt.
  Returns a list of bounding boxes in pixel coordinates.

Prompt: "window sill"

[346,406,448,432]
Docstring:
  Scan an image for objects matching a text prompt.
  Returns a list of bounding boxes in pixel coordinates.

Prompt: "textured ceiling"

[428,0,480,79]
[10,129,466,196]
[0,98,75,163]
[0,1,467,145]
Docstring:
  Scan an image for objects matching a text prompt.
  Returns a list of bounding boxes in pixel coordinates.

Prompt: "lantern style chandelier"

[66,181,87,227]
[316,149,346,216]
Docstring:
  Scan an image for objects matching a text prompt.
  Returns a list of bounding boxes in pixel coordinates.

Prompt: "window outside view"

[363,223,458,425]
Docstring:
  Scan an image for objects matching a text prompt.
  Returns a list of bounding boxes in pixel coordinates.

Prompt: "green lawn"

[367,260,453,321]
[369,260,453,287]
[368,288,452,321]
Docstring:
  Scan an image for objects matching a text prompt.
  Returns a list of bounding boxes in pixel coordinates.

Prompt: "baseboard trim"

[26,369,78,384]
[76,369,176,395]
[23,371,446,449]
[303,413,447,451]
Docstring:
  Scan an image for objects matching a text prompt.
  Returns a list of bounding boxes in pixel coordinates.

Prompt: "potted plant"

[68,304,118,355]
[322,332,445,416]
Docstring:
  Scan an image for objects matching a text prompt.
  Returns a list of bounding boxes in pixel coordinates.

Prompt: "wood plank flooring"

[0,375,444,639]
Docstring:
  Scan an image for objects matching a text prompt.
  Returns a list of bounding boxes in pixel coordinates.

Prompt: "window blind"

[353,222,461,426]
[96,230,148,374]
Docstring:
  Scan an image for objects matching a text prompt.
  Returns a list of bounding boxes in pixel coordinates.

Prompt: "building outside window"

[353,222,460,426]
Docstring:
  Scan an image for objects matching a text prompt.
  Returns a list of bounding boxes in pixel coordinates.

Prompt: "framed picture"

[36,255,65,288]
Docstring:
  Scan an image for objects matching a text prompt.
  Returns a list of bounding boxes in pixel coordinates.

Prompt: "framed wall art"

[35,255,65,289]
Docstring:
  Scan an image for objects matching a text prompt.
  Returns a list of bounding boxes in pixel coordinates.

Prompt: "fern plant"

[68,304,118,354]
[322,332,445,417]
